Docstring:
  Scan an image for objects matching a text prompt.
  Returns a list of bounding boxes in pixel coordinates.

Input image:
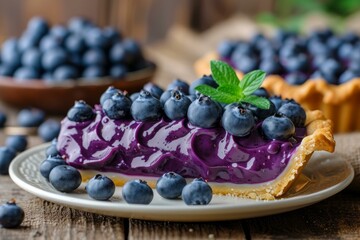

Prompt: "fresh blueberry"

[110,43,128,64]
[121,39,142,64]
[167,79,189,95]
[68,17,91,34]
[82,66,105,80]
[327,36,342,51]
[103,27,121,44]
[187,95,222,128]
[83,48,106,66]
[0,111,7,128]
[262,114,295,140]
[182,178,212,205]
[45,139,60,157]
[338,43,353,61]
[100,86,119,105]
[50,25,70,41]
[285,72,307,85]
[130,92,140,102]
[53,65,79,81]
[245,100,276,121]
[221,103,255,136]
[21,48,42,69]
[282,54,308,72]
[278,101,306,127]
[86,174,115,201]
[42,48,68,71]
[27,16,49,40]
[231,43,256,58]
[159,90,172,106]
[319,59,342,77]
[342,32,359,44]
[65,34,86,53]
[49,165,82,193]
[164,90,192,120]
[1,38,21,68]
[320,71,338,85]
[17,108,45,127]
[13,67,39,80]
[38,119,61,142]
[0,64,16,77]
[143,82,164,99]
[5,135,27,152]
[189,75,218,95]
[103,91,132,119]
[42,72,53,81]
[156,172,186,199]
[67,100,95,122]
[131,90,162,121]
[259,58,282,74]
[110,65,127,79]
[187,95,196,102]
[253,87,269,98]
[269,96,284,111]
[217,40,237,58]
[0,147,16,175]
[85,28,109,49]
[40,154,67,180]
[39,35,62,52]
[339,69,360,84]
[0,200,24,228]
[233,54,259,73]
[122,179,153,204]
[17,33,39,53]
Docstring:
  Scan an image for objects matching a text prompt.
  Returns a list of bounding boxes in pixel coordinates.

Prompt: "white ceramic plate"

[9,144,354,222]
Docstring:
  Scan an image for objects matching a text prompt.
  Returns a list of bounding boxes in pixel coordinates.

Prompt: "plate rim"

[9,143,355,221]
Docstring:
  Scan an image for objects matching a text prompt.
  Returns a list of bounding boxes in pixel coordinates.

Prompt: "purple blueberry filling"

[57,105,306,184]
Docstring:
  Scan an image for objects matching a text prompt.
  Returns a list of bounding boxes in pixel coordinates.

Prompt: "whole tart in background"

[194,30,360,133]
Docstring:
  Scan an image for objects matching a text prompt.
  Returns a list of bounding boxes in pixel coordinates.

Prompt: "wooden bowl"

[0,63,156,114]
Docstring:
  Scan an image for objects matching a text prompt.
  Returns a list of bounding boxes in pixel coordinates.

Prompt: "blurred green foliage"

[257,0,360,31]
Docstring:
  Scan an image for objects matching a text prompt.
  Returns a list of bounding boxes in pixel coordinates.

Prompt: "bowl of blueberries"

[0,17,156,113]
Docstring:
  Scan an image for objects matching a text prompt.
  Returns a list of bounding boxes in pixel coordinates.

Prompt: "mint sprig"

[195,60,270,109]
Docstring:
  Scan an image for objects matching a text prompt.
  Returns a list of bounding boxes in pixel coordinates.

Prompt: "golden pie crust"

[78,109,335,200]
[195,52,360,132]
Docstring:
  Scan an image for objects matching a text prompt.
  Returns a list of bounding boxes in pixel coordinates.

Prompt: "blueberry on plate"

[38,119,61,142]
[41,47,68,71]
[167,79,189,95]
[110,65,127,79]
[85,27,109,49]
[103,91,132,119]
[39,35,62,52]
[5,135,27,152]
[103,27,121,44]
[67,100,95,122]
[164,90,192,120]
[21,47,42,69]
[83,48,107,66]
[86,174,115,201]
[13,67,39,80]
[0,199,24,228]
[0,111,7,128]
[252,87,269,98]
[262,114,295,140]
[156,172,187,199]
[277,101,306,127]
[0,64,16,77]
[49,165,82,193]
[1,38,21,68]
[68,17,90,34]
[221,103,255,137]
[131,90,162,121]
[100,86,119,105]
[187,95,222,128]
[143,82,164,99]
[40,154,67,180]
[82,66,106,80]
[17,108,45,127]
[53,65,79,81]
[110,43,129,64]
[189,75,218,95]
[121,39,142,64]
[17,33,39,53]
[65,34,86,53]
[122,179,153,204]
[27,16,49,40]
[50,25,70,41]
[0,147,16,175]
[285,72,307,85]
[182,178,213,205]
[45,138,60,157]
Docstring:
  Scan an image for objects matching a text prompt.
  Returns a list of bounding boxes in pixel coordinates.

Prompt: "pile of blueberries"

[67,75,306,141]
[218,29,360,85]
[0,108,61,175]
[41,141,212,205]
[0,17,148,81]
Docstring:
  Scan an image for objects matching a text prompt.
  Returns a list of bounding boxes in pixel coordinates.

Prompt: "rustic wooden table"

[1,21,360,239]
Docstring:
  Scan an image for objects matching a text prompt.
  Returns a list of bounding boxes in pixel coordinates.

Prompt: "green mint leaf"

[217,84,243,98]
[239,70,266,96]
[210,60,240,86]
[195,84,239,104]
[241,95,270,109]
